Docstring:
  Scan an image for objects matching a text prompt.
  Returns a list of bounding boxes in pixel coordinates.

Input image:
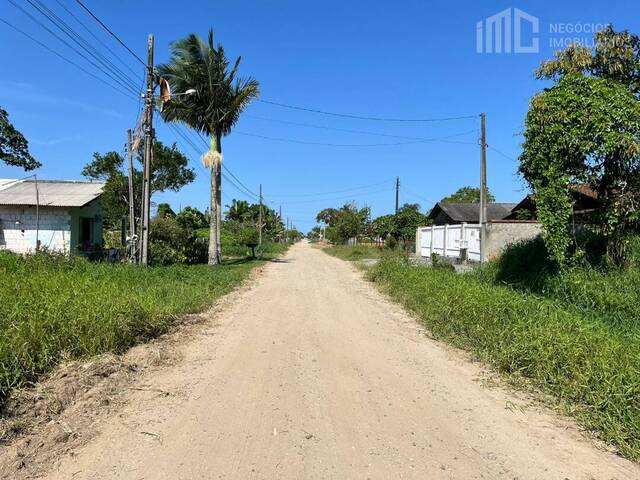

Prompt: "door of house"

[79,217,93,250]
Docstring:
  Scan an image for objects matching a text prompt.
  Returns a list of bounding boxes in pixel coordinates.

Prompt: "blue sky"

[1,0,638,232]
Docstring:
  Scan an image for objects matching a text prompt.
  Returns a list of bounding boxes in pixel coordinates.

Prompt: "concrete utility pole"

[479,112,487,263]
[140,34,154,266]
[127,129,136,263]
[395,176,400,214]
[258,184,263,246]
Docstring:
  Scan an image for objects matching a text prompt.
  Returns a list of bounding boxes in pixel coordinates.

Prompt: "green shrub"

[368,256,640,459]
[150,216,207,265]
[324,245,383,261]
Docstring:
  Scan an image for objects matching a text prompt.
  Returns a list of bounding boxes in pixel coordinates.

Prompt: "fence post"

[443,224,449,258]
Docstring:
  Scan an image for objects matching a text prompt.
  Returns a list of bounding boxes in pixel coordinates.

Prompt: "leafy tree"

[176,206,209,231]
[316,202,369,244]
[82,141,195,228]
[225,199,251,222]
[393,203,429,244]
[156,203,176,219]
[0,107,40,170]
[150,216,207,266]
[522,26,640,265]
[159,30,259,265]
[441,186,495,204]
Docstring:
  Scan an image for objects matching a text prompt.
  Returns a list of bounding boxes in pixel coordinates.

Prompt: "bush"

[149,216,207,266]
[368,256,640,459]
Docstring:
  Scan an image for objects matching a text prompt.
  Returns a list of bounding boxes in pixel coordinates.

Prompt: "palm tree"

[158,30,259,264]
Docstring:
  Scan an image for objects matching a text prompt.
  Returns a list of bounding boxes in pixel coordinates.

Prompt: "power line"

[53,0,140,78]
[489,145,517,162]
[7,0,139,97]
[257,99,478,122]
[267,179,393,198]
[244,114,477,143]
[73,0,146,66]
[27,0,140,90]
[278,187,394,206]
[0,17,137,101]
[233,130,472,147]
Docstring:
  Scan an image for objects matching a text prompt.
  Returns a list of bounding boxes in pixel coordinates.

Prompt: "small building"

[428,202,517,225]
[0,179,105,255]
[504,184,600,221]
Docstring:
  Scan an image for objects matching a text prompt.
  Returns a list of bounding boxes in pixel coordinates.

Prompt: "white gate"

[419,223,481,262]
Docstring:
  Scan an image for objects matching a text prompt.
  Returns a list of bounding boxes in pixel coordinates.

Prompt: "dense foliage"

[440,186,495,204]
[522,26,640,265]
[0,106,40,170]
[82,141,195,228]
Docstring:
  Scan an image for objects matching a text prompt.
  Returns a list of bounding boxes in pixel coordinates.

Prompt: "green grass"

[367,253,640,460]
[0,248,284,405]
[323,245,384,261]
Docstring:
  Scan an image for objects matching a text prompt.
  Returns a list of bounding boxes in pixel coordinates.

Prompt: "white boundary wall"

[418,223,481,262]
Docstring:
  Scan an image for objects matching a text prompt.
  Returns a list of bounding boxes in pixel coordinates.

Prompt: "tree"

[156,203,176,219]
[82,141,195,228]
[159,30,259,265]
[441,186,495,204]
[521,26,640,265]
[0,107,40,170]
[315,202,369,244]
[393,203,429,244]
[176,206,209,231]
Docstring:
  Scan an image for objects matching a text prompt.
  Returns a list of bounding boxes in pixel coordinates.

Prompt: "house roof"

[429,202,517,223]
[0,179,105,207]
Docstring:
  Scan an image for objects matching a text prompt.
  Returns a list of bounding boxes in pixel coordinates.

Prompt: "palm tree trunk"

[208,132,223,265]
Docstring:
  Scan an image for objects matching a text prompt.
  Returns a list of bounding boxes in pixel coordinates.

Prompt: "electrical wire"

[257,99,478,122]
[244,114,477,144]
[73,0,146,66]
[233,131,470,147]
[267,179,394,198]
[54,0,140,78]
[27,0,140,90]
[7,0,139,97]
[0,17,137,101]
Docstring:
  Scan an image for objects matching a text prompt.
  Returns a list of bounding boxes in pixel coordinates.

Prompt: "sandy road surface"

[44,241,638,479]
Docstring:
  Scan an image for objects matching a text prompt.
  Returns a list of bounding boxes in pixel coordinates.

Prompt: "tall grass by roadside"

[323,245,383,262]
[0,248,284,405]
[367,253,640,460]
[475,237,640,332]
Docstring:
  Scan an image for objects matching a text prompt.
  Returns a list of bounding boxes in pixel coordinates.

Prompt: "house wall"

[69,199,103,254]
[484,221,541,260]
[0,206,71,254]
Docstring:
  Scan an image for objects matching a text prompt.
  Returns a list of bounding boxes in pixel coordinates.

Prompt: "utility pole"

[395,176,400,214]
[127,129,136,263]
[258,184,263,246]
[140,34,154,267]
[479,112,487,263]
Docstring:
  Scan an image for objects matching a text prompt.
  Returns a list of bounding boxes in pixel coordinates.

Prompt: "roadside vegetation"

[323,244,383,262]
[0,241,289,406]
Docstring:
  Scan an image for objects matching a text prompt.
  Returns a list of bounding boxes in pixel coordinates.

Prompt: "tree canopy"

[0,107,40,171]
[521,26,640,265]
[441,186,495,204]
[82,141,195,228]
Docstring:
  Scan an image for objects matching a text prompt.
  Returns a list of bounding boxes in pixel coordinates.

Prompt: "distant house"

[428,202,517,225]
[0,179,105,255]
[504,184,600,221]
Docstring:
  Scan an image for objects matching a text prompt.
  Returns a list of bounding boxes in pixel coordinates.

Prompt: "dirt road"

[43,241,638,479]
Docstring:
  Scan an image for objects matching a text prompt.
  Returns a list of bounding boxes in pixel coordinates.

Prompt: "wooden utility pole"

[395,176,400,214]
[127,129,136,263]
[258,184,263,246]
[479,112,487,263]
[140,34,154,266]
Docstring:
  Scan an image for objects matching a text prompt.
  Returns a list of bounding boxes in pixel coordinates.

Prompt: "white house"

[0,179,105,255]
